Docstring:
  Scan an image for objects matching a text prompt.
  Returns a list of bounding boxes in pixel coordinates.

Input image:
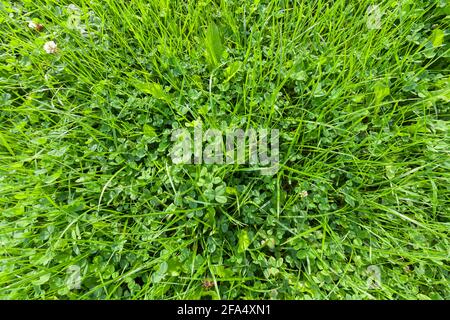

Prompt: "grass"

[0,0,449,299]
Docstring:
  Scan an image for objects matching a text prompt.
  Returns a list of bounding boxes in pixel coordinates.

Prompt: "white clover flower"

[300,190,308,198]
[43,41,58,54]
[28,21,43,31]
[366,5,382,30]
[67,4,81,13]
[79,28,88,37]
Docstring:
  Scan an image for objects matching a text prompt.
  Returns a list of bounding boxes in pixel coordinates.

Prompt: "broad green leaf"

[143,124,156,137]
[204,22,224,69]
[43,170,62,184]
[224,61,241,82]
[238,230,250,253]
[32,273,51,286]
[225,186,237,195]
[135,81,171,102]
[374,82,390,103]
[431,29,444,48]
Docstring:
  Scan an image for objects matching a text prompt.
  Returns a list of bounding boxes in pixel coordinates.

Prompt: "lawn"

[0,0,449,299]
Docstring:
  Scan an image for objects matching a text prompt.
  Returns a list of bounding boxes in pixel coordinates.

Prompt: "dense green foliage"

[0,0,449,299]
